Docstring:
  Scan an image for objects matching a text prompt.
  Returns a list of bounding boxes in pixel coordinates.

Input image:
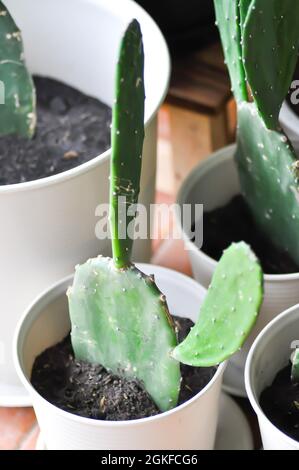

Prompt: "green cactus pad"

[68,257,180,412]
[239,0,252,34]
[241,0,299,129]
[172,242,263,367]
[69,20,181,412]
[236,102,299,265]
[0,1,36,137]
[214,0,247,102]
[291,348,299,383]
[110,19,145,269]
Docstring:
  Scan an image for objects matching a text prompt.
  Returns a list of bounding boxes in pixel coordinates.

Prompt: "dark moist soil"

[0,76,111,185]
[199,195,299,275]
[260,362,299,442]
[31,316,216,421]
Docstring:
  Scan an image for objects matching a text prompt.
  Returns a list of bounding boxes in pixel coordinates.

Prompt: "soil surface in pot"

[0,77,111,185]
[31,316,216,421]
[260,362,299,442]
[198,195,299,275]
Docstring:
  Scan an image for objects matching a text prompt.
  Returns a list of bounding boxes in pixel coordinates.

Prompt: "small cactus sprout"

[172,242,263,367]
[0,1,36,137]
[68,20,180,412]
[215,0,299,264]
[291,348,299,383]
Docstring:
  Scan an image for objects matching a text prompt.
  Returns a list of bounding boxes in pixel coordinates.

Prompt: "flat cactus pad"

[68,257,180,412]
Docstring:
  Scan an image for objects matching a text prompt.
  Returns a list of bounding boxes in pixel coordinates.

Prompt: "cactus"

[214,0,247,102]
[0,1,36,137]
[68,20,181,413]
[69,19,264,414]
[291,348,299,383]
[172,242,263,367]
[215,0,299,266]
[241,0,299,130]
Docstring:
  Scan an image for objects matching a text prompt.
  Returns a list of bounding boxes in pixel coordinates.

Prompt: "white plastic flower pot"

[280,102,299,155]
[14,263,226,450]
[0,0,170,405]
[245,303,299,450]
[176,145,299,395]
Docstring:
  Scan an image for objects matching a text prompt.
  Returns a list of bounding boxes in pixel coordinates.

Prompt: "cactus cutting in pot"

[64,19,264,415]
[214,0,299,266]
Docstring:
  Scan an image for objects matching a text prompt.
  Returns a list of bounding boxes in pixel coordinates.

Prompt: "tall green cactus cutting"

[68,20,181,413]
[215,0,299,266]
[0,1,36,137]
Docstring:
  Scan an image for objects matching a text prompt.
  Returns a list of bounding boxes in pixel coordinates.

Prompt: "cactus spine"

[0,1,36,137]
[215,0,299,266]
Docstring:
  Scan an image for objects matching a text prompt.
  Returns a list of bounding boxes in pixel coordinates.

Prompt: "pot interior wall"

[185,151,240,214]
[250,306,299,403]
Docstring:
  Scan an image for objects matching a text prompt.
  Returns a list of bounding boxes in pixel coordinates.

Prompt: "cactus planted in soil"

[0,1,36,137]
[68,19,264,412]
[215,0,299,265]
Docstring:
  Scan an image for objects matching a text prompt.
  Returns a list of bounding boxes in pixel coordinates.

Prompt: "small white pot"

[176,145,299,389]
[14,263,226,450]
[280,102,299,155]
[1,0,170,405]
[245,303,299,450]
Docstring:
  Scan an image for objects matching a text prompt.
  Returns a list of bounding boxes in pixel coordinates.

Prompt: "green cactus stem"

[69,20,181,412]
[172,242,263,367]
[110,19,145,269]
[214,0,247,103]
[236,102,299,266]
[241,0,299,130]
[0,1,36,137]
[68,258,180,412]
[291,348,299,383]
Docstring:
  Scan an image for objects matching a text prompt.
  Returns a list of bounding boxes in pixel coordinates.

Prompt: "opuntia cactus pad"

[172,242,263,366]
